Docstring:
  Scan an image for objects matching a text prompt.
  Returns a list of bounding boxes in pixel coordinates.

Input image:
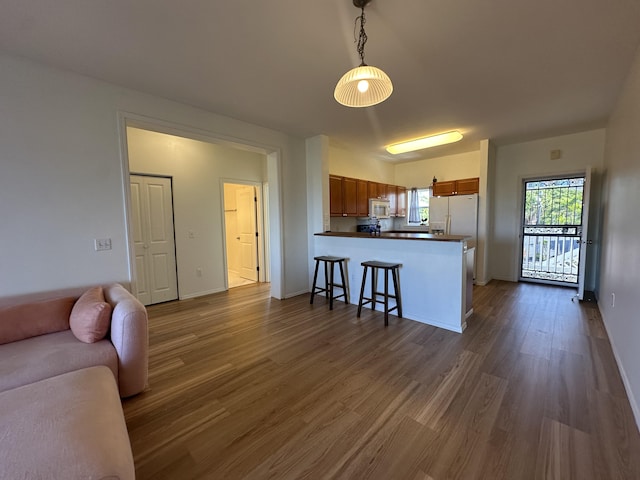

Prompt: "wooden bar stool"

[310,256,349,310]
[357,260,403,326]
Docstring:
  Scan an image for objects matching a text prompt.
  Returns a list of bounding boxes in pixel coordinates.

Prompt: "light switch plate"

[94,238,112,251]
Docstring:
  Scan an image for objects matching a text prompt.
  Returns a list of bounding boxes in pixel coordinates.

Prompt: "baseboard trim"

[599,307,640,433]
[284,289,309,299]
[179,287,226,300]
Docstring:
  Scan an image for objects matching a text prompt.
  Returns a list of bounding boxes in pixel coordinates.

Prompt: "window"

[407,188,431,225]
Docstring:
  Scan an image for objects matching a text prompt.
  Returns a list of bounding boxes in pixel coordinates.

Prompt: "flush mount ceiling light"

[334,0,393,108]
[385,131,464,155]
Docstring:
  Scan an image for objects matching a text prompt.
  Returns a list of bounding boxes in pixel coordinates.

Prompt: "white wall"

[394,150,481,188]
[600,46,640,428]
[328,143,395,183]
[0,53,307,298]
[477,140,496,285]
[127,127,264,298]
[491,129,606,284]
[306,135,330,289]
[280,138,309,297]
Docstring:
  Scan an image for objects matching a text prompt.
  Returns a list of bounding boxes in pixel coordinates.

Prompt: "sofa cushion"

[0,296,75,345]
[0,366,135,480]
[0,329,118,394]
[70,286,112,343]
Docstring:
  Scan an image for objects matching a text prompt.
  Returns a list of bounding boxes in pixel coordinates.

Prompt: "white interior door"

[237,186,258,281]
[577,167,592,300]
[130,180,150,305]
[130,175,178,305]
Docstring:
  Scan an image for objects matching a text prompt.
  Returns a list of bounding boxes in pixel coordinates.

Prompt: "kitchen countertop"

[314,231,470,242]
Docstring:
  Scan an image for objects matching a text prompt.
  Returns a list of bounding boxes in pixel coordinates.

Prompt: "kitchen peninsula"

[314,232,474,333]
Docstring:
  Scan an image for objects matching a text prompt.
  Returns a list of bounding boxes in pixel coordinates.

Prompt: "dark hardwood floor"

[123,280,640,479]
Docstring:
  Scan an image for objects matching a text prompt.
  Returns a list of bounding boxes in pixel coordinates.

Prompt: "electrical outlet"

[94,238,112,251]
[196,267,202,277]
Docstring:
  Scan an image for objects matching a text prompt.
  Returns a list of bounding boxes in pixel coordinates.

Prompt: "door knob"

[143,244,149,249]
[236,236,240,240]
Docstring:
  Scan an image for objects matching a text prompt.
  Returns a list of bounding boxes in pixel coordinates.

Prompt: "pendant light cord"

[354,7,368,66]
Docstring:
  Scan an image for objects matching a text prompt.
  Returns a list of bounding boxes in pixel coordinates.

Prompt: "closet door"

[130,175,178,305]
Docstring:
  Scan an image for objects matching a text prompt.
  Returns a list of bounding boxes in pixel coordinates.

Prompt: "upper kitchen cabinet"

[330,175,369,217]
[368,181,381,199]
[369,181,394,199]
[330,175,344,216]
[356,179,369,216]
[342,177,358,216]
[432,180,456,196]
[330,175,407,217]
[387,185,397,216]
[396,186,407,217]
[456,177,480,195]
[432,177,479,196]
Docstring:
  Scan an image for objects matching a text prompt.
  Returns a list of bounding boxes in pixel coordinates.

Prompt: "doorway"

[129,174,179,305]
[223,183,261,288]
[519,174,590,295]
[120,114,285,300]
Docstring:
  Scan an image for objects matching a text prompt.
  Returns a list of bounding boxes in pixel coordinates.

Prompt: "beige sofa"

[0,366,136,479]
[0,282,148,397]
[0,283,148,480]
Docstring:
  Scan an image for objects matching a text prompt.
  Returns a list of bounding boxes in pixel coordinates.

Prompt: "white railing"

[521,227,580,283]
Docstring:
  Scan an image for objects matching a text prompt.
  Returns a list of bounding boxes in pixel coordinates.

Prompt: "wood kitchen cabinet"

[330,175,370,217]
[456,177,480,195]
[342,177,358,216]
[396,186,407,217]
[356,179,369,216]
[368,181,381,200]
[368,181,396,200]
[387,185,397,216]
[432,180,456,196]
[330,175,408,217]
[432,177,479,196]
[330,175,343,216]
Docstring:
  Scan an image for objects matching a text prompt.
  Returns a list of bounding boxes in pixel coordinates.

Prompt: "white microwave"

[369,198,391,218]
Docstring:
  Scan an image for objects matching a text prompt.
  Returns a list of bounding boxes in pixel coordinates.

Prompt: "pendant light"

[334,0,393,108]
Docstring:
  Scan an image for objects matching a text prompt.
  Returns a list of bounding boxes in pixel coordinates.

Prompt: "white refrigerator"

[429,193,478,246]
[430,193,478,281]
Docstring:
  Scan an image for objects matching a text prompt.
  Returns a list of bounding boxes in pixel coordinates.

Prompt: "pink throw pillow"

[69,286,112,343]
[0,296,75,345]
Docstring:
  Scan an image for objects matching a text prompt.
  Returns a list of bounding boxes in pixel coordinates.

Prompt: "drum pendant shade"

[334,65,393,107]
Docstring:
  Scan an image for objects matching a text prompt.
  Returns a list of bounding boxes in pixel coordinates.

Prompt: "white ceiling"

[2,0,640,162]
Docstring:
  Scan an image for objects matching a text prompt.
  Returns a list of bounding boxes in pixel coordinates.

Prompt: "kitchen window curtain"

[409,188,420,223]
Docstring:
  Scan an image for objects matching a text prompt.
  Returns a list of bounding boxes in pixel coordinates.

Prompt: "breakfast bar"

[314,232,474,333]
